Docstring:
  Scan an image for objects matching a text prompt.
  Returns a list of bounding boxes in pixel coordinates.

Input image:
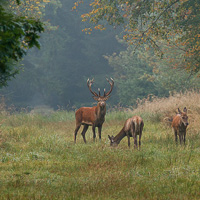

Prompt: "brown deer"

[108,116,144,149]
[172,107,189,145]
[74,78,114,143]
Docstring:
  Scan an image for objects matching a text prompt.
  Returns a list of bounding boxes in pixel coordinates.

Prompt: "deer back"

[124,116,144,135]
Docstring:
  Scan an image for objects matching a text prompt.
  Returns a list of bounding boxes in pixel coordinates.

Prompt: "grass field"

[0,92,200,199]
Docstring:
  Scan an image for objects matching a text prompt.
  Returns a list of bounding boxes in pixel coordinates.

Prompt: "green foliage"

[16,0,20,5]
[153,65,200,96]
[79,0,200,72]
[0,2,44,87]
[105,37,200,106]
[1,0,200,109]
[0,0,123,108]
[138,42,200,96]
[105,44,156,106]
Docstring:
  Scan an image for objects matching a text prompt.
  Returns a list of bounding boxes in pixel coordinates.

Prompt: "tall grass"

[0,91,200,199]
[132,91,200,132]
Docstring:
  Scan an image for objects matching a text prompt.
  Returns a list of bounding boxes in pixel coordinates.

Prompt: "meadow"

[0,91,200,200]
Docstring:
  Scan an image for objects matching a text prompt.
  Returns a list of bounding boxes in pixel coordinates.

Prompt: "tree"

[138,41,200,95]
[104,37,200,105]
[76,0,200,72]
[0,0,123,108]
[104,44,156,106]
[0,1,44,87]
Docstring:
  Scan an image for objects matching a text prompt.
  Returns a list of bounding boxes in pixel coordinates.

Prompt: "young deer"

[172,107,189,145]
[108,116,144,149]
[74,78,114,143]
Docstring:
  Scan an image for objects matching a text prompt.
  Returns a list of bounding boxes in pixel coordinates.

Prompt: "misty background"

[1,0,200,110]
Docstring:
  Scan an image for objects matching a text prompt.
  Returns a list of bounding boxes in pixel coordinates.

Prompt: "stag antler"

[87,78,99,97]
[104,78,114,97]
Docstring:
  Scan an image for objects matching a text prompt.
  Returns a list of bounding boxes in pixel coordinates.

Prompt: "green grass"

[0,111,199,199]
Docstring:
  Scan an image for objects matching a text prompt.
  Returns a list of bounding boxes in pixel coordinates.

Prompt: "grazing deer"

[172,107,189,145]
[108,116,144,149]
[74,78,114,143]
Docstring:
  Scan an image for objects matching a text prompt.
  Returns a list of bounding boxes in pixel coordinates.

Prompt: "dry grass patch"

[132,91,200,133]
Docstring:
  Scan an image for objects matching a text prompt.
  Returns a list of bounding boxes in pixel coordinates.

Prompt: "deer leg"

[92,125,96,142]
[183,131,186,145]
[127,134,130,148]
[81,125,89,143]
[139,132,142,150]
[131,128,137,149]
[130,126,136,149]
[178,133,182,145]
[181,134,184,145]
[74,124,81,143]
[98,126,102,142]
[134,135,138,149]
[174,130,178,145]
[138,123,143,149]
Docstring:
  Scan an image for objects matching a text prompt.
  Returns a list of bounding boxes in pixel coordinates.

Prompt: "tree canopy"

[0,0,123,108]
[0,0,44,87]
[76,0,200,72]
[1,0,200,109]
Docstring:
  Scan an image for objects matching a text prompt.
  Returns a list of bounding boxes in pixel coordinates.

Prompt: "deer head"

[108,135,118,146]
[87,78,114,108]
[178,107,189,126]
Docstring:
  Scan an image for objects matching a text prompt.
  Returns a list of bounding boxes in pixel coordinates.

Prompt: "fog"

[1,0,199,110]
[0,1,124,110]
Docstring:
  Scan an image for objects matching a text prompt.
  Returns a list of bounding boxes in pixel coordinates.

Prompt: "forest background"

[0,0,200,109]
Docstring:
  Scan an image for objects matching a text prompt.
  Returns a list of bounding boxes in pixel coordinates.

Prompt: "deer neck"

[95,102,106,119]
[113,128,126,144]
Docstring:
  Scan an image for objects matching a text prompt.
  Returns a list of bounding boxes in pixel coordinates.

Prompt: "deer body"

[172,107,189,145]
[75,105,106,126]
[108,116,144,148]
[74,78,114,143]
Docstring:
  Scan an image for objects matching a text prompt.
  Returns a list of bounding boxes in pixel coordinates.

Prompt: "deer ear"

[183,107,187,113]
[178,108,182,114]
[108,135,111,140]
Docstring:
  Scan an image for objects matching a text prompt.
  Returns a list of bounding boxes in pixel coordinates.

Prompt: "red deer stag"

[172,107,189,145]
[108,116,144,149]
[74,78,114,143]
